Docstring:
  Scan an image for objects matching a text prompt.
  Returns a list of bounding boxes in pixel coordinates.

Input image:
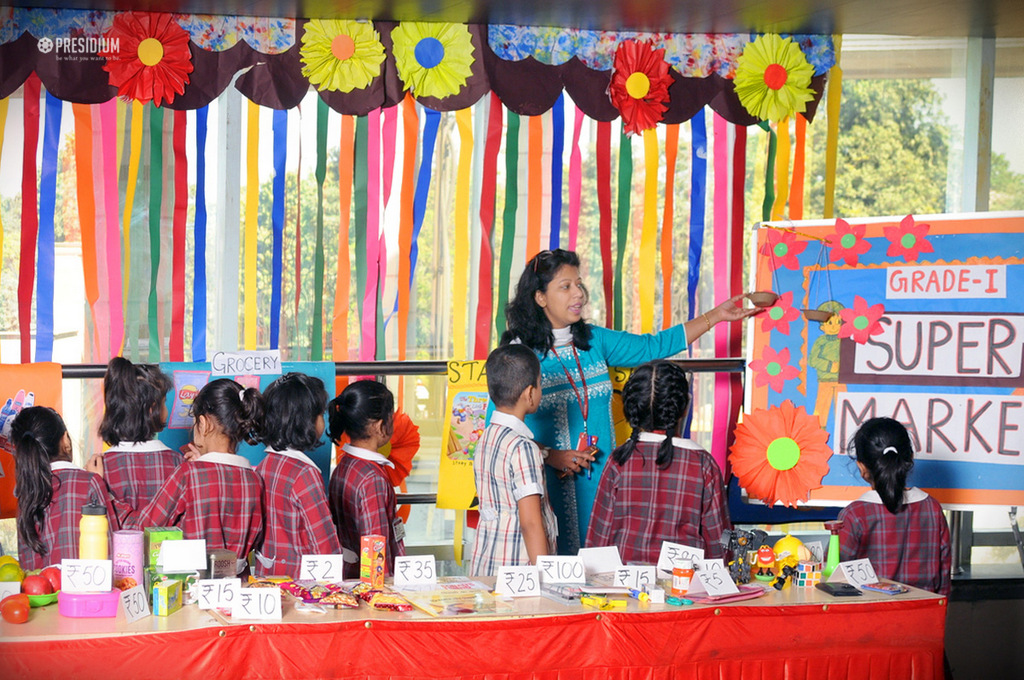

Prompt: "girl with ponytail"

[584,360,729,563]
[839,417,951,594]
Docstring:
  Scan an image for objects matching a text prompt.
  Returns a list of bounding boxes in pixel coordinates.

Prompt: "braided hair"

[613,360,691,469]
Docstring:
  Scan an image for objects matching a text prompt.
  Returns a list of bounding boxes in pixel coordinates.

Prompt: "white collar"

[50,460,79,471]
[264,447,318,469]
[342,442,394,468]
[107,439,170,453]
[490,411,535,440]
[552,326,573,346]
[637,431,704,451]
[197,452,253,469]
[855,487,929,505]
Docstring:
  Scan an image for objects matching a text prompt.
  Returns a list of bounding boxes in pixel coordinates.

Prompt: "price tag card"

[695,566,740,597]
[158,539,207,573]
[119,584,151,623]
[393,555,438,589]
[299,555,345,583]
[196,578,241,610]
[804,540,825,563]
[232,587,282,620]
[61,559,113,593]
[536,555,586,584]
[656,542,705,572]
[495,566,541,597]
[831,559,879,587]
[0,581,21,601]
[612,565,656,590]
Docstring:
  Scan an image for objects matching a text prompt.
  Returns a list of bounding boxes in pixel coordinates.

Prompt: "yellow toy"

[773,534,812,562]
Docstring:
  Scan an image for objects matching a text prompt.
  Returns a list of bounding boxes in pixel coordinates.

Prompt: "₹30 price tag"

[536,555,586,584]
[656,542,704,572]
[695,566,740,597]
[833,559,879,587]
[196,579,241,610]
[299,555,345,583]
[232,587,282,620]
[119,584,151,623]
[612,565,656,590]
[393,555,437,589]
[496,566,540,597]
[61,559,113,593]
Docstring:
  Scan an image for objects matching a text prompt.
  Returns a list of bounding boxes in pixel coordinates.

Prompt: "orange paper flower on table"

[730,400,832,507]
[100,12,193,106]
[608,40,674,136]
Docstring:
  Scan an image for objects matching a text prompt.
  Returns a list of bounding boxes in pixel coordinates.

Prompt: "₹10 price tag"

[232,587,282,620]
[656,542,704,572]
[196,579,241,610]
[536,555,586,584]
[835,559,879,587]
[61,559,113,593]
[299,555,345,583]
[119,584,151,623]
[695,566,740,597]
[496,566,540,597]
[393,555,437,588]
[613,565,656,590]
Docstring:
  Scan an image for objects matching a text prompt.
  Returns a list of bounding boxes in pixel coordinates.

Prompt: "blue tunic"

[524,323,690,553]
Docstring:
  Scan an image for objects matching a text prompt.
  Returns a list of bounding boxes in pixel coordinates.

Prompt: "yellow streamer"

[244,100,259,350]
[0,98,6,363]
[115,99,126,170]
[772,117,791,220]
[639,128,658,334]
[122,100,144,311]
[453,108,473,359]
[824,36,843,218]
[453,509,465,566]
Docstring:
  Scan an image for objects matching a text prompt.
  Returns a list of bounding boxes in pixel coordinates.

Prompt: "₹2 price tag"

[656,542,704,572]
[834,559,879,587]
[299,555,345,583]
[496,566,540,597]
[196,579,241,610]
[232,587,282,620]
[61,559,113,593]
[536,555,586,584]
[119,584,151,623]
[695,566,740,597]
[393,555,437,588]
[613,565,656,590]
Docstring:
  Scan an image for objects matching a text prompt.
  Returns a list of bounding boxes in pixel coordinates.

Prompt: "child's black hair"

[191,378,265,450]
[500,249,592,354]
[99,356,173,445]
[485,344,541,408]
[614,360,691,469]
[328,380,394,443]
[11,406,68,556]
[850,417,915,514]
[261,372,328,452]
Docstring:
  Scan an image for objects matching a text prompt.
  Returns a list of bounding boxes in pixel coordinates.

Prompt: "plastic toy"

[754,545,776,581]
[770,555,800,590]
[721,528,769,584]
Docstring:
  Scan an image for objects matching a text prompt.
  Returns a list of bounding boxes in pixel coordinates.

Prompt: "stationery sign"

[299,555,345,582]
[436,361,488,509]
[537,556,586,584]
[830,559,879,587]
[393,556,437,588]
[656,542,705,572]
[61,559,112,593]
[119,584,151,623]
[496,566,541,597]
[233,588,282,620]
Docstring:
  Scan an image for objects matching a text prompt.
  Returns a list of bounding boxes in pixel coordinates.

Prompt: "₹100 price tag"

[61,559,113,593]
[119,584,151,623]
[536,555,585,584]
[834,559,879,587]
[299,554,345,583]
[496,566,540,597]
[613,565,656,590]
[196,579,241,610]
[232,587,282,620]
[393,555,437,588]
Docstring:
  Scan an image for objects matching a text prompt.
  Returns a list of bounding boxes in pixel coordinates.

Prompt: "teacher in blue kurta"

[501,249,759,554]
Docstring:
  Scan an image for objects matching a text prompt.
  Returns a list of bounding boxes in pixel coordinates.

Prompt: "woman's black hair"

[99,356,173,445]
[500,249,592,353]
[328,379,395,444]
[261,372,328,452]
[850,417,915,514]
[613,361,691,469]
[11,406,68,556]
[191,378,265,450]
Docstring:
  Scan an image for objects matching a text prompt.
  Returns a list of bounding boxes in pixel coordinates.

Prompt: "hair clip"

[239,388,246,400]
[882,446,898,456]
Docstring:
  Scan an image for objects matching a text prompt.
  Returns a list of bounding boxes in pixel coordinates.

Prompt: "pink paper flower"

[760,291,801,335]
[759,230,808,271]
[828,218,871,266]
[749,346,800,393]
[883,215,934,262]
[838,295,886,344]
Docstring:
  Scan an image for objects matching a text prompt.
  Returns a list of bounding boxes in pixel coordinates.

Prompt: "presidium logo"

[36,35,120,60]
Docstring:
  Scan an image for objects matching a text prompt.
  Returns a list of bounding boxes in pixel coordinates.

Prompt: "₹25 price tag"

[119,584,151,623]
[232,588,282,620]
[656,542,704,572]
[393,555,437,588]
[299,555,345,582]
[61,559,113,593]
[612,565,656,590]
[536,555,586,584]
[834,559,879,587]
[695,567,740,597]
[496,566,540,597]
[196,579,241,610]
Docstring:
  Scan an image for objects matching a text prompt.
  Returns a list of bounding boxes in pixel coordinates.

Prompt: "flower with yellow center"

[100,11,194,106]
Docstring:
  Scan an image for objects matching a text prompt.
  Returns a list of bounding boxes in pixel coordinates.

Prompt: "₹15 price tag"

[232,587,282,620]
[299,555,345,582]
[613,565,656,590]
[61,559,113,593]
[695,566,740,597]
[536,555,586,584]
[393,555,437,588]
[833,559,879,587]
[196,579,241,610]
[656,542,704,572]
[496,566,540,597]
[119,584,151,623]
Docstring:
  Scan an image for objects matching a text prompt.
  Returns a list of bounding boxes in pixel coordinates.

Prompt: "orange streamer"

[790,115,806,220]
[526,115,543,260]
[660,124,679,330]
[334,114,354,393]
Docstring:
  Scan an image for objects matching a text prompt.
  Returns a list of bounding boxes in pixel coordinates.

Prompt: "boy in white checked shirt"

[468,345,558,576]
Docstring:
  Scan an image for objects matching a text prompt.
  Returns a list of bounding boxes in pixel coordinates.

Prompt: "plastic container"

[671,560,695,597]
[58,589,119,618]
[79,501,110,560]
[112,530,144,590]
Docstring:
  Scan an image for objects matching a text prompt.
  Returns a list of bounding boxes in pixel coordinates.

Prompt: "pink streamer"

[100,100,124,358]
[89,104,110,360]
[711,113,731,475]
[568,105,584,251]
[361,108,381,361]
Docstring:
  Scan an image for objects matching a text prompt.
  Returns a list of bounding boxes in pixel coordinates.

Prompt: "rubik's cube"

[794,561,822,588]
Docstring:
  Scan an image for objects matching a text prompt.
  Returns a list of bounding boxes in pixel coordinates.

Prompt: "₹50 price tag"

[232,588,282,620]
[536,556,586,584]
[393,555,437,588]
[613,565,656,590]
[299,555,345,583]
[61,559,113,593]
[119,584,151,624]
[834,559,878,587]
[496,566,540,597]
[196,579,241,610]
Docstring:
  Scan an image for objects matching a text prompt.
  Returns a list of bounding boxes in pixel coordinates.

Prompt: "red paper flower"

[760,291,801,335]
[608,40,674,136]
[883,215,934,262]
[100,12,193,106]
[749,346,800,393]
[828,218,871,266]
[838,295,886,344]
[759,230,808,271]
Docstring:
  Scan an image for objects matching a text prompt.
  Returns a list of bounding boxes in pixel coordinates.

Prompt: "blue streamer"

[270,108,287,349]
[687,110,707,321]
[35,93,61,362]
[192,106,208,362]
[408,108,442,301]
[549,93,564,249]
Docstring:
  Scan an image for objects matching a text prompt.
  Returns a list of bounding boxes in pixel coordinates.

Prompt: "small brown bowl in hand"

[746,291,780,308]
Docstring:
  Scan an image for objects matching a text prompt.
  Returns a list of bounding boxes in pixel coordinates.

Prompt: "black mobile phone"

[816,582,863,597]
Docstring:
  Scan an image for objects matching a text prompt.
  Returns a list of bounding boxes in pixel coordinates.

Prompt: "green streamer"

[759,121,777,223]
[614,126,632,331]
[495,111,520,339]
[312,98,328,360]
[147,105,163,361]
[353,115,369,341]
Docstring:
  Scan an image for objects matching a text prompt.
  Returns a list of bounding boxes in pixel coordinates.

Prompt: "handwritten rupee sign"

[196,579,241,610]
[830,559,879,587]
[613,565,656,590]
[496,566,541,597]
[233,587,282,620]
[537,555,586,584]
[61,559,112,593]
[657,541,705,572]
[120,585,151,623]
[696,565,741,597]
[394,555,438,588]
[436,360,488,509]
[299,555,345,582]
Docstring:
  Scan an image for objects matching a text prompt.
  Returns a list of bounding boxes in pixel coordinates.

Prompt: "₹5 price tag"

[393,555,437,588]
[196,579,241,610]
[119,584,151,624]
[232,587,282,620]
[496,566,540,597]
[612,565,656,590]
[61,559,113,593]
[695,566,740,597]
[536,555,586,584]
[656,542,704,572]
[834,559,879,587]
[299,555,345,582]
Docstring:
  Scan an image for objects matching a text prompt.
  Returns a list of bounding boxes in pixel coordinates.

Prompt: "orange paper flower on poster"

[608,40,674,135]
[100,12,193,106]
[730,400,831,507]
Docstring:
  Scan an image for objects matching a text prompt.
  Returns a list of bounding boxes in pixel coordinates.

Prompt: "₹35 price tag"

[61,559,113,593]
[833,559,879,587]
[536,555,586,584]
[299,555,345,583]
[656,542,704,572]
[496,566,540,597]
[232,587,282,620]
[393,555,437,589]
[119,584,151,623]
[196,579,241,610]
[695,566,740,597]
[612,565,656,590]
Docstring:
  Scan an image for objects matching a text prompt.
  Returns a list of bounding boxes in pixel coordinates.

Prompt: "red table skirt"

[2,599,945,680]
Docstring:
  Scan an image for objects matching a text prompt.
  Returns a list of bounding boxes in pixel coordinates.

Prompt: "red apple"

[21,574,53,596]
[39,566,61,592]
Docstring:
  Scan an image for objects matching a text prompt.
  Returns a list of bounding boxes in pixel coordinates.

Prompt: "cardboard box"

[153,579,182,616]
[360,534,386,587]
[144,527,183,567]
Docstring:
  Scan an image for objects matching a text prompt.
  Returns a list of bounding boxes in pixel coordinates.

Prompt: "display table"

[0,582,947,680]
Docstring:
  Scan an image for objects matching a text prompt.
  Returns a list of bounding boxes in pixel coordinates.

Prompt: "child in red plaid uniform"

[11,406,119,570]
[328,380,404,579]
[839,417,951,595]
[254,373,342,578]
[586,360,729,564]
[130,379,265,574]
[468,345,557,576]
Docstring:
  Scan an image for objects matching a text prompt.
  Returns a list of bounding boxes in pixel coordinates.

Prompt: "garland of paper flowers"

[300,19,386,93]
[392,22,475,99]
[99,11,194,106]
[607,40,674,135]
[733,34,815,122]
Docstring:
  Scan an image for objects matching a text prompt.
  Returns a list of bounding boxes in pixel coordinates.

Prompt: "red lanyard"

[555,345,589,426]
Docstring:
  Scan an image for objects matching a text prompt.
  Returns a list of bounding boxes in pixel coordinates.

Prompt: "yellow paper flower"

[733,34,815,122]
[392,22,475,99]
[300,19,385,93]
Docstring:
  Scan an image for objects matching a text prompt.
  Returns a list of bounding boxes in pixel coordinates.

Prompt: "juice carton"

[360,534,386,587]
[153,579,183,616]
[144,527,183,567]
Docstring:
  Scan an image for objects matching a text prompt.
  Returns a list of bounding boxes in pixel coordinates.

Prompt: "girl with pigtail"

[584,360,729,564]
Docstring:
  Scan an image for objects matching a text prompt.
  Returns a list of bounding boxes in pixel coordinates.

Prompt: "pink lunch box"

[58,589,120,618]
